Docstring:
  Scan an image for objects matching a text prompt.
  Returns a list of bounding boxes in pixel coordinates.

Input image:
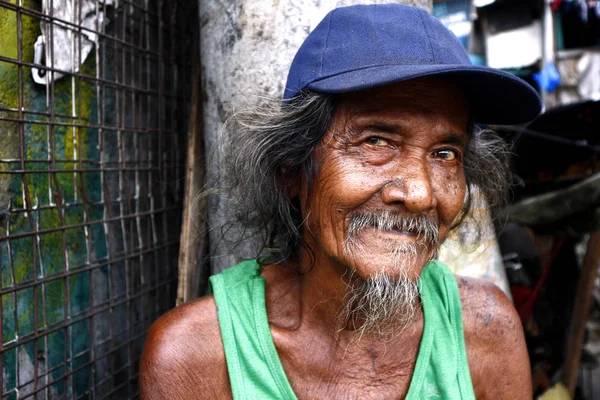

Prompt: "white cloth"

[32,0,113,85]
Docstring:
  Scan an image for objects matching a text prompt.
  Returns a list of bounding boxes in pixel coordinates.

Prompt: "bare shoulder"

[456,275,532,400]
[139,295,231,400]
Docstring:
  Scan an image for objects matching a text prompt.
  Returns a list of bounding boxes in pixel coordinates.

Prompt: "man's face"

[301,77,469,281]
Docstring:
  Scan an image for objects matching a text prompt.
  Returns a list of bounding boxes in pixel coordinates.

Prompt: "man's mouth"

[346,210,439,247]
[363,227,419,238]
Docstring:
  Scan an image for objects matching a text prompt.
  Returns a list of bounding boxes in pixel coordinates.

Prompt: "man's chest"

[283,363,415,400]
[273,332,422,399]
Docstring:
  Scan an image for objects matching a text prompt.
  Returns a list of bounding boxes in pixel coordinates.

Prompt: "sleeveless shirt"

[209,259,475,399]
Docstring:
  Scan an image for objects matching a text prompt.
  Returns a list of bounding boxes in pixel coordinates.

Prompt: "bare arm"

[458,276,532,400]
[139,296,232,400]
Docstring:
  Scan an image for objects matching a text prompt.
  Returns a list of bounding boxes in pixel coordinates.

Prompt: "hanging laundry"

[32,0,114,85]
[557,0,600,48]
[534,61,562,92]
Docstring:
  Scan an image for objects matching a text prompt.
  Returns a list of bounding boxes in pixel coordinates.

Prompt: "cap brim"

[306,64,542,125]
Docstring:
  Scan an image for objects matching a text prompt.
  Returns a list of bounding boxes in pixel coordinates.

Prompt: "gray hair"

[340,267,421,340]
[213,91,511,266]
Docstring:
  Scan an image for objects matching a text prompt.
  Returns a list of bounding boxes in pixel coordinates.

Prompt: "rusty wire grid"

[0,0,195,398]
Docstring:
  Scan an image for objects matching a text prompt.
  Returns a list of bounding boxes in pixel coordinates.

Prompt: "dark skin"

[140,78,532,399]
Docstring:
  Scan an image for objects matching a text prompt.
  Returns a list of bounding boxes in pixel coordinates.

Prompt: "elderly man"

[140,4,541,399]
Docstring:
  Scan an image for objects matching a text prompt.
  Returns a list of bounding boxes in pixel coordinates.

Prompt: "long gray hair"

[212,91,511,266]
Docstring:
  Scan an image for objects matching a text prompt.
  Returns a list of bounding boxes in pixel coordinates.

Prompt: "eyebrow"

[348,118,468,147]
[346,115,469,148]
[441,132,468,148]
[351,116,406,132]
[341,119,405,140]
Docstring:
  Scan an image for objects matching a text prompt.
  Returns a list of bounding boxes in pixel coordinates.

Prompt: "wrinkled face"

[301,77,469,281]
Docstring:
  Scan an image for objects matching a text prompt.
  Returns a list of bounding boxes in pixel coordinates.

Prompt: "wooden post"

[177,60,208,304]
[563,232,600,396]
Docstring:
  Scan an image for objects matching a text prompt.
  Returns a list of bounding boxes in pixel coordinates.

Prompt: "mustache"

[346,210,439,245]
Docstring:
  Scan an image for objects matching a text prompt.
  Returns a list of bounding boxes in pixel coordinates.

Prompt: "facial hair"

[345,210,439,255]
[340,267,421,340]
[339,210,439,339]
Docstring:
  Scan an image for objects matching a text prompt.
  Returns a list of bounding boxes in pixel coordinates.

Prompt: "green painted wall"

[1,0,192,397]
[1,1,104,397]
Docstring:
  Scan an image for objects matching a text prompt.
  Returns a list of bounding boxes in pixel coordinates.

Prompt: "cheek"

[432,166,466,223]
[304,155,388,242]
[313,155,385,210]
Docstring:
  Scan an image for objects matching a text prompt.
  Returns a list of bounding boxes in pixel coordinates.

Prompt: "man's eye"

[434,149,458,161]
[365,136,388,146]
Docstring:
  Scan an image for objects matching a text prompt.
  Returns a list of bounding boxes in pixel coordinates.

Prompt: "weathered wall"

[200,0,433,274]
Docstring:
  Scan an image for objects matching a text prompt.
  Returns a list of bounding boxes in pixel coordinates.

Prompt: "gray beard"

[340,267,421,341]
[338,210,439,340]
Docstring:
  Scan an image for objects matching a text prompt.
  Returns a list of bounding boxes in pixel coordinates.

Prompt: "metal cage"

[0,0,195,398]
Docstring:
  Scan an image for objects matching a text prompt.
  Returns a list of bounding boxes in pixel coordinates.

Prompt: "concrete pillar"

[198,0,432,275]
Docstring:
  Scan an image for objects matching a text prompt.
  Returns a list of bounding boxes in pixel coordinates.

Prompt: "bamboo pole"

[563,232,600,396]
[177,59,207,304]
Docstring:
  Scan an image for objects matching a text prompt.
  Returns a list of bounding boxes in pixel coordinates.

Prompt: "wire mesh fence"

[0,0,195,398]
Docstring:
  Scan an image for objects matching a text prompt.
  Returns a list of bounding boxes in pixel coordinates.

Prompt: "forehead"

[334,77,470,132]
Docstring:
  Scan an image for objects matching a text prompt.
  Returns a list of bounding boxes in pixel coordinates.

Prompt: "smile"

[354,227,423,242]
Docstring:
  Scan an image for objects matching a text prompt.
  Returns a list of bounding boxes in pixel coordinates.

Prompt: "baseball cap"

[283,4,542,125]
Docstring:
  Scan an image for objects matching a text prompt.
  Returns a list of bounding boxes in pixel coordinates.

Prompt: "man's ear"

[280,168,300,198]
[286,182,300,199]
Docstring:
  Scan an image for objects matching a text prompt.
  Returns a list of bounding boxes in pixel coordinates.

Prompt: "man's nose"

[380,164,436,213]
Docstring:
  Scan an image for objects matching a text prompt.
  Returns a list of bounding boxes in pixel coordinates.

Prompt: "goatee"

[340,267,421,340]
[339,210,439,340]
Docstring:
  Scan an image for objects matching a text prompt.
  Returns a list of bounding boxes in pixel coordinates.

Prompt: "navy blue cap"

[283,4,542,125]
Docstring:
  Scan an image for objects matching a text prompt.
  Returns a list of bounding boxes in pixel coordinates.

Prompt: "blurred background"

[1,0,600,398]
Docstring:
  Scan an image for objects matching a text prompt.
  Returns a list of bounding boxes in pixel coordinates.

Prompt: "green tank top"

[209,259,475,399]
